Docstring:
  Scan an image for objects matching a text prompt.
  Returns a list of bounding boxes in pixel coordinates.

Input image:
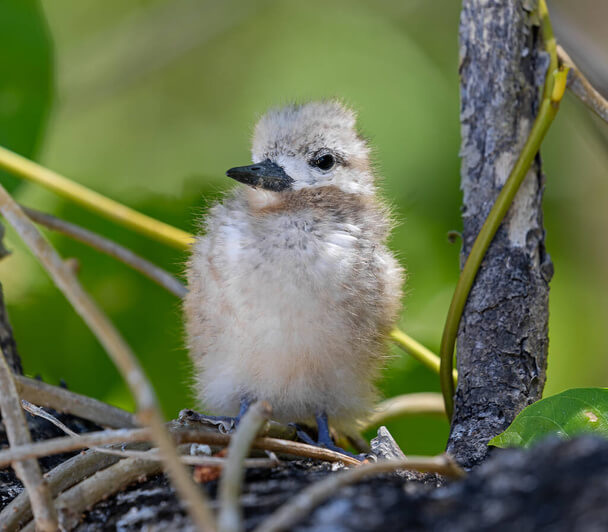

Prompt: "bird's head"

[226,101,374,197]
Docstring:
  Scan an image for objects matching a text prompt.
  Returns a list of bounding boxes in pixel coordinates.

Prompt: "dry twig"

[218,402,272,532]
[21,400,279,468]
[23,205,187,298]
[0,448,121,531]
[250,437,360,466]
[20,451,164,532]
[15,375,136,429]
[0,183,216,531]
[0,428,151,467]
[0,422,359,471]
[557,45,608,124]
[254,455,466,532]
[0,349,58,531]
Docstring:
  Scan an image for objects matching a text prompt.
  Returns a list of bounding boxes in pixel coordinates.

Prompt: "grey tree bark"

[447,0,553,467]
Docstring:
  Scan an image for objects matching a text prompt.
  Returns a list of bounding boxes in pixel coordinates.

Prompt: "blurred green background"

[1,0,606,455]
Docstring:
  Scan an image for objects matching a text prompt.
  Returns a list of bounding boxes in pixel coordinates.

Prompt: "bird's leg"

[236,396,252,422]
[179,395,254,434]
[313,412,363,460]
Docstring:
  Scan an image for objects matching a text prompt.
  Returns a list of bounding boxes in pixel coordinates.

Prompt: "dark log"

[447,0,553,467]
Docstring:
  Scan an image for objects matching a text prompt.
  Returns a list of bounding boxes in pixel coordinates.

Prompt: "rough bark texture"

[447,0,553,467]
[3,434,607,531]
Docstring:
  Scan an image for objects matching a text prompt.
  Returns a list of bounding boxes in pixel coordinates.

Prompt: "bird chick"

[184,101,403,448]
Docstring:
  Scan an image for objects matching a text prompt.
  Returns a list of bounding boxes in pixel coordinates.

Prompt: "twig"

[0,428,151,467]
[218,402,272,532]
[439,0,568,418]
[21,451,165,532]
[172,426,359,465]
[362,393,446,431]
[2,448,276,532]
[23,205,187,298]
[253,455,466,532]
[0,183,216,531]
[557,45,608,124]
[0,145,193,249]
[0,422,359,471]
[21,399,79,436]
[21,399,279,468]
[15,375,137,429]
[0,448,121,531]
[0,348,58,531]
[174,427,361,466]
[251,437,360,466]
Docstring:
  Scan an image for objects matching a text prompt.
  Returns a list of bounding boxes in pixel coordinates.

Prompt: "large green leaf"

[489,388,608,449]
[0,0,53,191]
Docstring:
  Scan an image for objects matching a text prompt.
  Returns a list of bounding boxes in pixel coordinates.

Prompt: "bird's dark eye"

[311,153,336,171]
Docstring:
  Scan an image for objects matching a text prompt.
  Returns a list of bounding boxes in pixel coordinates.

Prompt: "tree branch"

[21,451,164,531]
[557,45,608,124]
[0,448,121,530]
[15,375,136,429]
[445,0,558,466]
[23,205,187,298]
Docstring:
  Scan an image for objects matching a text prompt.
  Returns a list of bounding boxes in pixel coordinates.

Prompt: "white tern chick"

[184,101,403,450]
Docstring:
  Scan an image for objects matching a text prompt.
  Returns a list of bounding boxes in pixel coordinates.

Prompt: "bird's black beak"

[226,160,294,192]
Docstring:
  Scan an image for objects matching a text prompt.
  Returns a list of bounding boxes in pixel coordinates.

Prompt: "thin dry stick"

[22,399,81,437]
[21,399,279,468]
[173,427,361,466]
[21,451,165,532]
[23,205,187,298]
[250,437,360,466]
[254,455,466,532]
[0,349,58,531]
[557,45,608,124]
[362,392,446,430]
[15,375,137,429]
[0,183,216,531]
[218,402,272,532]
[0,448,121,531]
[0,422,357,471]
[0,428,151,468]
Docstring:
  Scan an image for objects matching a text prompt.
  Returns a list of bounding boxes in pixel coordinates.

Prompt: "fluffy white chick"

[184,101,403,450]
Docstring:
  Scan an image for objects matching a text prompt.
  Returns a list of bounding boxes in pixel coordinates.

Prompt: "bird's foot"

[290,420,365,461]
[179,409,237,434]
[179,397,253,434]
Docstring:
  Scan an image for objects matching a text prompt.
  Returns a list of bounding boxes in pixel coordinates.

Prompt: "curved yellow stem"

[390,328,457,386]
[0,145,194,250]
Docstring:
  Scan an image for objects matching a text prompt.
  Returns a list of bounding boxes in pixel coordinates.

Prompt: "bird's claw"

[289,422,365,461]
[179,409,236,434]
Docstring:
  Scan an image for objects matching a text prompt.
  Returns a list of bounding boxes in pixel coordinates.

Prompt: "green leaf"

[0,0,53,191]
[489,388,608,449]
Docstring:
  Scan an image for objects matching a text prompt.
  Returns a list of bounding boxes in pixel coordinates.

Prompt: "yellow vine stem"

[390,329,457,387]
[0,146,194,250]
[439,0,569,419]
[0,147,444,383]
